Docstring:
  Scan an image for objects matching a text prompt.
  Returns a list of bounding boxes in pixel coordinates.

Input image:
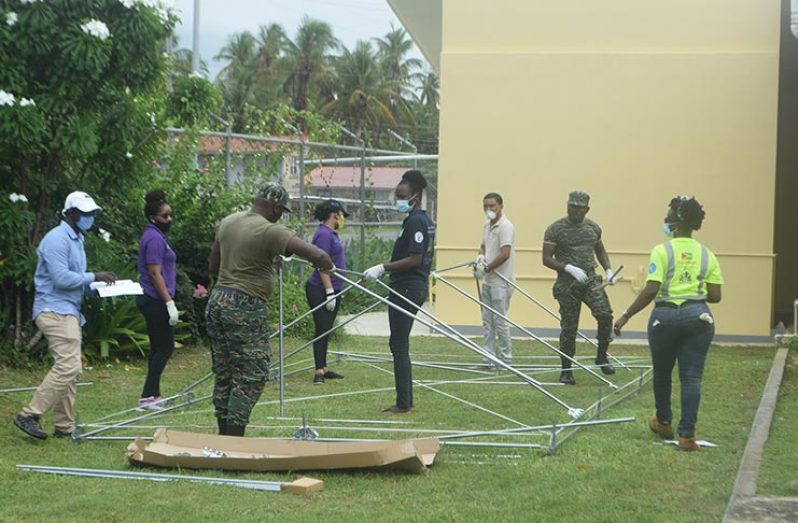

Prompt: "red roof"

[196,135,300,154]
[309,166,407,189]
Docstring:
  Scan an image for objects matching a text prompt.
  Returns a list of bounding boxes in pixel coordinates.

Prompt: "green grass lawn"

[757,349,798,497]
[0,336,788,522]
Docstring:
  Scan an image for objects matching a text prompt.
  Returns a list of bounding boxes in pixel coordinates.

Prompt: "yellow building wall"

[434,1,780,337]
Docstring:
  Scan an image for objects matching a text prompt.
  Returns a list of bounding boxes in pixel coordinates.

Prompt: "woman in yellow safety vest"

[613,196,723,451]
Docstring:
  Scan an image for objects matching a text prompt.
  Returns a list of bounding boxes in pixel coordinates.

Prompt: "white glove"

[564,264,588,282]
[363,264,385,281]
[605,268,616,286]
[324,288,337,312]
[475,254,486,266]
[165,300,179,326]
[473,262,487,279]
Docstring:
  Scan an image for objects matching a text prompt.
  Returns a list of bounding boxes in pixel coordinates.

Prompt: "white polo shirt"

[482,215,515,287]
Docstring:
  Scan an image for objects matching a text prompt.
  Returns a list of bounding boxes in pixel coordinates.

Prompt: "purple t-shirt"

[138,223,177,300]
[307,224,346,291]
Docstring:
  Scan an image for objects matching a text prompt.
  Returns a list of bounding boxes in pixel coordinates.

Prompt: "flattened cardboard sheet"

[127,429,440,474]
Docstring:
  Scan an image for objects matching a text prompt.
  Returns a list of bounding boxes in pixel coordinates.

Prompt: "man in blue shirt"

[14,191,116,440]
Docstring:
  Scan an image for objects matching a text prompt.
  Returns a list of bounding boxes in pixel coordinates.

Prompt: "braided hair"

[669,196,705,231]
[145,189,168,220]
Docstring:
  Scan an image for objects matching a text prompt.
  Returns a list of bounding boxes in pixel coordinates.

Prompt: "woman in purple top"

[306,199,349,384]
[136,189,178,410]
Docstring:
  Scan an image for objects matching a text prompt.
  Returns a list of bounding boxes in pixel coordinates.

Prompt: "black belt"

[655,300,704,309]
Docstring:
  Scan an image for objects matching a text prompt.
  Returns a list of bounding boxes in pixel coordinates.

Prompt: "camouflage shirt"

[543,217,602,270]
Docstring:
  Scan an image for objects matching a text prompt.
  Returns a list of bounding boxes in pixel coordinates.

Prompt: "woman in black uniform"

[363,170,435,414]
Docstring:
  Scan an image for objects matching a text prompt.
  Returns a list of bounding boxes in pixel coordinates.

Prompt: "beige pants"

[21,312,82,431]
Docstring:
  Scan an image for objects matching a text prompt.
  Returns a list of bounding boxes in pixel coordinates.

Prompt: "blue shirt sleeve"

[39,233,93,290]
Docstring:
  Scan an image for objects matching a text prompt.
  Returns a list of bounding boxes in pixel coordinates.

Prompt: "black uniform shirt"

[389,209,435,287]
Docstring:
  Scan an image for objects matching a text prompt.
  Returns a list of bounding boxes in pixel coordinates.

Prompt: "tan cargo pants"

[20,312,82,431]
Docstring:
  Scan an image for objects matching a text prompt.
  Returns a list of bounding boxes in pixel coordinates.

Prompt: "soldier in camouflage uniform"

[542,191,618,384]
[207,184,333,436]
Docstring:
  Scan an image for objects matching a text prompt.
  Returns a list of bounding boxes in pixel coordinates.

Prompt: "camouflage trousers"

[552,274,613,368]
[206,287,272,426]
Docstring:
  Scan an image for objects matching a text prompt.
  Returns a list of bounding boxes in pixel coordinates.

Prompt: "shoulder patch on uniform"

[414,231,423,243]
[649,263,656,274]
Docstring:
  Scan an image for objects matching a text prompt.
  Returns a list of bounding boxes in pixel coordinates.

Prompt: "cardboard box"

[127,429,441,474]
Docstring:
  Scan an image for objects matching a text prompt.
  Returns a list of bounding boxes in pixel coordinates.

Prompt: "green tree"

[0,0,175,348]
[283,17,339,111]
[322,41,396,133]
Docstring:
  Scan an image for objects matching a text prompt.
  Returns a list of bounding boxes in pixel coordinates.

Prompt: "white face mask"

[485,210,497,221]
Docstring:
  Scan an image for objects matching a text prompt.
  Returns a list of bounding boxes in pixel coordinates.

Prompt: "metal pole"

[298,140,305,237]
[492,271,629,371]
[433,272,617,388]
[1,382,92,394]
[359,140,366,268]
[191,0,200,74]
[278,262,285,417]
[225,123,232,186]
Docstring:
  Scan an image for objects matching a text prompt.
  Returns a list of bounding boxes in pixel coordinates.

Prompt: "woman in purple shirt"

[136,189,178,410]
[306,199,349,384]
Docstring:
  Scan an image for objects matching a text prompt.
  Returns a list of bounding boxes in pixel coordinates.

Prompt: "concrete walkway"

[723,347,796,523]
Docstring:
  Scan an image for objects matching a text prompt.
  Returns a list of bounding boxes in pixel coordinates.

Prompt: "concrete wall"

[393,0,781,338]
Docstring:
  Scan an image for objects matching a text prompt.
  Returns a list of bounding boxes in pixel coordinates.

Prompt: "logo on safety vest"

[681,252,694,261]
[649,263,656,274]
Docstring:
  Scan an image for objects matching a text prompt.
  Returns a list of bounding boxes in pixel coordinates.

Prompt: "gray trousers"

[480,283,513,363]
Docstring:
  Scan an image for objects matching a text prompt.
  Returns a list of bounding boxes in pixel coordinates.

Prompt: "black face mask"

[153,221,172,234]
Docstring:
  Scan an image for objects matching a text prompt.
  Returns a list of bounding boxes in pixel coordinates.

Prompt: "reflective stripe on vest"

[656,241,709,303]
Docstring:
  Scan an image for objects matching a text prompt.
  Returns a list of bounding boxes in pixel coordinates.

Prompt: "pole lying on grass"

[0,382,93,394]
[16,465,286,492]
[433,271,617,389]
[491,271,630,372]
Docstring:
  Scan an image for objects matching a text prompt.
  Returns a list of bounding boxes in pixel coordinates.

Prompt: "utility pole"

[341,126,367,267]
[191,0,200,73]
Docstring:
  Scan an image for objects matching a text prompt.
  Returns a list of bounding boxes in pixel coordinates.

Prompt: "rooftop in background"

[309,166,408,189]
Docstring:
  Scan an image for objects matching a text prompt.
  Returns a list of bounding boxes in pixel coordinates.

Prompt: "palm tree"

[374,27,422,100]
[322,41,396,133]
[215,32,258,130]
[215,31,257,81]
[418,71,440,111]
[283,17,339,111]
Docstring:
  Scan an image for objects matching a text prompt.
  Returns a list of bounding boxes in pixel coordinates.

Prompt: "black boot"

[559,370,576,385]
[217,417,227,435]
[595,352,616,375]
[226,423,246,437]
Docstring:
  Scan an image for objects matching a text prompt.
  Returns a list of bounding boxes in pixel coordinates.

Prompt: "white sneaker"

[136,396,165,411]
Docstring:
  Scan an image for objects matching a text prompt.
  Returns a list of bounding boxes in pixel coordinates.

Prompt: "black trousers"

[136,294,175,398]
[305,281,341,370]
[387,284,427,409]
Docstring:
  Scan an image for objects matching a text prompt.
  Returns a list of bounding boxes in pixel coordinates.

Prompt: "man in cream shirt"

[474,192,516,367]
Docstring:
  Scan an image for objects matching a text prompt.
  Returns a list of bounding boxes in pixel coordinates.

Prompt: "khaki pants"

[21,312,82,431]
[481,284,513,363]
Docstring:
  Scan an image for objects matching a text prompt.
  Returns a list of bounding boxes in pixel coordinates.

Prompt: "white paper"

[89,279,144,298]
[662,439,718,448]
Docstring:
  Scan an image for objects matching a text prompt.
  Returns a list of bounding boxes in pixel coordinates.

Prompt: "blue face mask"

[395,200,412,213]
[663,222,675,238]
[76,214,95,232]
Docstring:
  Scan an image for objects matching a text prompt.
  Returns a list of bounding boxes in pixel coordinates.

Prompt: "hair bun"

[145,189,166,203]
[402,169,427,189]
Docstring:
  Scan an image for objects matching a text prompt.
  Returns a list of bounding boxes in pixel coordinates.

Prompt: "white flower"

[0,90,15,106]
[8,193,28,203]
[80,19,111,41]
[98,228,111,243]
[20,0,43,4]
[19,98,35,107]
[147,112,156,125]
[124,86,130,95]
[125,152,133,158]
[6,12,17,26]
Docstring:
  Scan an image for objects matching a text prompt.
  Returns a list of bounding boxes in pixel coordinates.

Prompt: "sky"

[171,0,427,79]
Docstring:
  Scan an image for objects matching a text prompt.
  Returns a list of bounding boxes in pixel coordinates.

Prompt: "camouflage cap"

[258,183,291,212]
[567,191,590,207]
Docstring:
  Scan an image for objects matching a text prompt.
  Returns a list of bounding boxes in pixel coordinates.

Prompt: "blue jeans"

[388,284,427,409]
[647,301,715,437]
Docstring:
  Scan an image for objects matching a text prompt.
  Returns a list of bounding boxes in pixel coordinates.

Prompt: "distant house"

[308,165,408,201]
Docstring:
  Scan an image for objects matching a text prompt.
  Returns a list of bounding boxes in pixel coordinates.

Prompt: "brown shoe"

[382,405,415,414]
[678,435,701,451]
[649,415,674,439]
